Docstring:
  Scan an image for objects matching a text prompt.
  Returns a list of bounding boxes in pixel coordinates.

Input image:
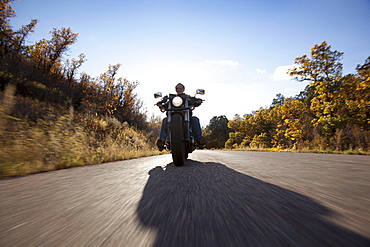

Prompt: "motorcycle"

[154,89,205,166]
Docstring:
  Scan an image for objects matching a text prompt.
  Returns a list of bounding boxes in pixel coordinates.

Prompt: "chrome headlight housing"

[172,96,183,107]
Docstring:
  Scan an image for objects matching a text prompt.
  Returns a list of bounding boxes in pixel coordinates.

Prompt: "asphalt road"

[1,150,369,246]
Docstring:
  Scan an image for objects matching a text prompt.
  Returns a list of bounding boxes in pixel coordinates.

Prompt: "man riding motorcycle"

[156,83,206,151]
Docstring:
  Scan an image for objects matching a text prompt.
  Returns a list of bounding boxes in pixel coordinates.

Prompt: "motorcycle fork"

[166,113,172,146]
[184,110,191,141]
[184,109,194,152]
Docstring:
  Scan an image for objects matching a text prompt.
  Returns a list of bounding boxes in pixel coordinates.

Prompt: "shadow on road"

[137,160,369,247]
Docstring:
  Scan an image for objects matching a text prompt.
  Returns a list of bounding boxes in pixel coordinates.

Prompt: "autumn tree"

[62,53,86,82]
[1,0,37,66]
[79,64,146,128]
[0,0,16,57]
[13,19,38,54]
[341,57,370,127]
[225,114,248,148]
[28,27,79,73]
[115,78,145,128]
[330,57,370,150]
[271,98,311,149]
[289,41,344,137]
[226,109,276,149]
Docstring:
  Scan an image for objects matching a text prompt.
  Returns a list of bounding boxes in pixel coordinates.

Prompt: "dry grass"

[0,85,161,178]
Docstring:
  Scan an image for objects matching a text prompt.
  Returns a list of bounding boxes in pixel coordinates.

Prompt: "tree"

[12,19,38,54]
[1,0,38,58]
[289,41,344,137]
[203,115,231,148]
[115,77,145,128]
[271,98,311,149]
[226,109,276,149]
[0,0,16,57]
[270,93,285,108]
[28,28,78,73]
[353,56,370,127]
[62,53,86,82]
[334,57,370,128]
[226,114,249,148]
[79,64,146,128]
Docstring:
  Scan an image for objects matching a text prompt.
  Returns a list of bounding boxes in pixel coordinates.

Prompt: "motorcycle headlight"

[172,96,183,107]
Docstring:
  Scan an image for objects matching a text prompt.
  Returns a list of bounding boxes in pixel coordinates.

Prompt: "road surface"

[1,150,369,246]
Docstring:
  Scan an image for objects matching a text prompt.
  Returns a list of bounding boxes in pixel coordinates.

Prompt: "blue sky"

[10,0,370,126]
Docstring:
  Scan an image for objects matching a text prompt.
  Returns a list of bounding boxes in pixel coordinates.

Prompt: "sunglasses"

[176,87,184,90]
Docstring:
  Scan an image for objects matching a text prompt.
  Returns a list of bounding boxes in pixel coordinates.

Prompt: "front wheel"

[170,114,186,166]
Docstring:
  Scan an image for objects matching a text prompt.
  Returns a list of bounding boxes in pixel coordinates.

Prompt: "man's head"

[175,83,185,94]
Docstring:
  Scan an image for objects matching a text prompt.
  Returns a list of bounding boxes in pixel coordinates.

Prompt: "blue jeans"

[159,116,202,140]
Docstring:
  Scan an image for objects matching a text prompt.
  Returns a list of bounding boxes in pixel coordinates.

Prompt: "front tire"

[171,114,185,166]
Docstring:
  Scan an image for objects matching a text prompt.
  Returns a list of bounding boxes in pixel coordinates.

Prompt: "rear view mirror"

[196,89,205,95]
[154,92,162,98]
